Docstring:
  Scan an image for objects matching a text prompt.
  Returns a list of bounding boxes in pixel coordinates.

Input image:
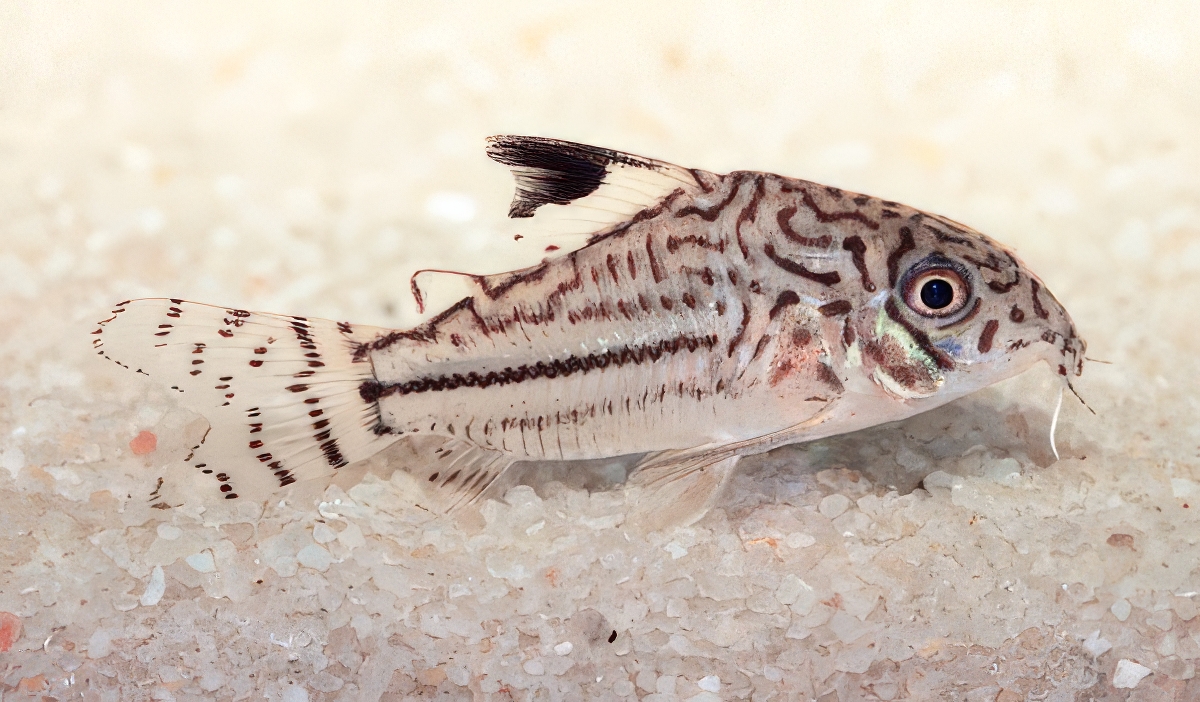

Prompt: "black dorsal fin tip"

[486,135,665,218]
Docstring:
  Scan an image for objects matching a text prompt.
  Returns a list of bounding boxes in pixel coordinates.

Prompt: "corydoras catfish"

[94,136,1085,524]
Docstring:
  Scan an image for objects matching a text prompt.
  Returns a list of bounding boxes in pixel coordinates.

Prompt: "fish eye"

[903,267,970,318]
[921,279,953,309]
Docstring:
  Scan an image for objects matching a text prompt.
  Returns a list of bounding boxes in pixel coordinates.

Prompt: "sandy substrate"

[2,2,1199,700]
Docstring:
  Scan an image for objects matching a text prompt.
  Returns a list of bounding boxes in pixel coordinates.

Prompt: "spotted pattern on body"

[367,156,1082,464]
[95,135,1084,514]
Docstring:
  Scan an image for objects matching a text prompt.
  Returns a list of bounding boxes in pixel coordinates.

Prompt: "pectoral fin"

[624,402,844,530]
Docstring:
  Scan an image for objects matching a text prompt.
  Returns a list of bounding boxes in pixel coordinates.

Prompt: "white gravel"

[1,1,1198,698]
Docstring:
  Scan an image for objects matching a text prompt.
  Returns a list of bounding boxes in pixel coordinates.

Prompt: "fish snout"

[1036,295,1086,378]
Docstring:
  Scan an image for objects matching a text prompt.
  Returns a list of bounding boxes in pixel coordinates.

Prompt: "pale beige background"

[2,2,1199,700]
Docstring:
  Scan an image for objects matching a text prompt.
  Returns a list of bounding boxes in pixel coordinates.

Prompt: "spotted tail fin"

[94,299,396,505]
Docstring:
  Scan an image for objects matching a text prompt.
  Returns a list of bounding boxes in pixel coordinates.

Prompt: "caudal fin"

[93,299,396,505]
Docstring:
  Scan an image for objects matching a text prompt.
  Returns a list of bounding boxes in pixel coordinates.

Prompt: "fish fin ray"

[486,135,706,257]
[408,268,484,316]
[623,403,844,530]
[401,439,516,513]
[95,298,397,503]
[486,134,699,219]
[626,450,740,531]
[406,136,708,316]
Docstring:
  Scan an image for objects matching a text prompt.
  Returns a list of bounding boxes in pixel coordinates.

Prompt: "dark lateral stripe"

[886,226,916,286]
[768,291,800,320]
[360,333,719,402]
[978,319,1000,353]
[841,236,876,292]
[776,205,833,247]
[818,300,853,317]
[799,187,880,230]
[764,244,841,286]
[1030,279,1050,319]
[884,298,954,371]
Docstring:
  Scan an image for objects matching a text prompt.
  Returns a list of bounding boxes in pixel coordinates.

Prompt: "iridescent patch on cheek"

[934,336,964,357]
[864,308,944,398]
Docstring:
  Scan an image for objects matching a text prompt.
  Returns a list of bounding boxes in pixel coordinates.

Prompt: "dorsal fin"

[487,135,704,236]
[409,137,706,321]
[486,135,700,218]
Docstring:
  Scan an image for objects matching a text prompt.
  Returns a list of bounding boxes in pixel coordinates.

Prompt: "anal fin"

[398,439,516,514]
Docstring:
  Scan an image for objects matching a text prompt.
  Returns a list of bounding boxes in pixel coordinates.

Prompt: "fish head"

[842,219,1084,408]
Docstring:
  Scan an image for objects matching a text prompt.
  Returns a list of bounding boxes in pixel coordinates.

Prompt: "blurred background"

[3,2,1200,699]
[2,2,1197,338]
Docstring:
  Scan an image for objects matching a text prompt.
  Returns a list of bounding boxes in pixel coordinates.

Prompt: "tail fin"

[93,299,397,506]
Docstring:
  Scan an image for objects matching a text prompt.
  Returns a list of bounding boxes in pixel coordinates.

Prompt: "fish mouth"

[1047,330,1093,417]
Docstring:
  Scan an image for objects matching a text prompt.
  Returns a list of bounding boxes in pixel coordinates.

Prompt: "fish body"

[94,136,1084,518]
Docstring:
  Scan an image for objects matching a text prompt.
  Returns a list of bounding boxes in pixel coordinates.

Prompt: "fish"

[93,135,1085,524]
